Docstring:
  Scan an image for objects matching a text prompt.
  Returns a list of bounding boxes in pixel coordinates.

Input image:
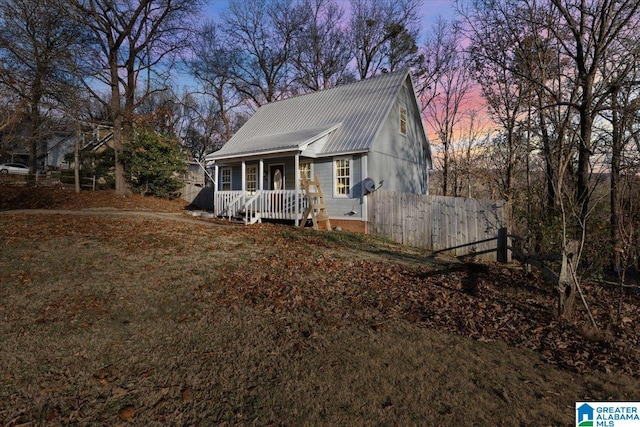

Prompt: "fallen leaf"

[119,405,135,421]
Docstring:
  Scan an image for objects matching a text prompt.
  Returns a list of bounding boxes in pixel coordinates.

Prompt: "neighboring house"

[1,120,114,170]
[80,125,114,154]
[180,161,206,187]
[204,70,432,232]
[45,130,75,169]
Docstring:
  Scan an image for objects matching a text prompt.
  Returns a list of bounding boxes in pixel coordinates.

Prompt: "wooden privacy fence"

[367,191,508,261]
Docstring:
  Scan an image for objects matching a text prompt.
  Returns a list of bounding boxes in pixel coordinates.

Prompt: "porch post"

[258,159,264,191]
[213,164,219,215]
[241,161,246,191]
[294,153,300,226]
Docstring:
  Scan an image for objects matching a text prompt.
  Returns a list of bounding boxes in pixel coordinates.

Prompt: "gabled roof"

[206,70,416,161]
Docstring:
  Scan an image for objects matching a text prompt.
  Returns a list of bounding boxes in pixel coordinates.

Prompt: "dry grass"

[1,188,639,425]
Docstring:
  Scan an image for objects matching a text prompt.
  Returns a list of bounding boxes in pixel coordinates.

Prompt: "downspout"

[362,153,368,232]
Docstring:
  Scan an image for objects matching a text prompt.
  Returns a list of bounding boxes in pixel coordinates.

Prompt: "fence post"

[497,227,508,263]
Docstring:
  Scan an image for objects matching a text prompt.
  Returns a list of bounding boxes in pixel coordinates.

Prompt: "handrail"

[214,190,244,217]
[226,192,246,221]
[243,191,263,224]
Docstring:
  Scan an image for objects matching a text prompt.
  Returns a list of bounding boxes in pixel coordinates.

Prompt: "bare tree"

[180,94,248,161]
[546,0,640,226]
[421,18,474,196]
[596,61,640,267]
[73,0,201,195]
[468,18,541,204]
[222,0,304,108]
[458,110,488,198]
[290,0,352,91]
[0,90,25,161]
[188,21,242,143]
[461,0,640,230]
[348,0,423,79]
[0,0,87,173]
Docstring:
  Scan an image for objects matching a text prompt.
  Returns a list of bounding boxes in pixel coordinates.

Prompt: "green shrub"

[121,128,186,198]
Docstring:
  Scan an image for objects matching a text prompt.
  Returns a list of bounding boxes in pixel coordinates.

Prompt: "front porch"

[211,153,315,225]
[214,190,309,225]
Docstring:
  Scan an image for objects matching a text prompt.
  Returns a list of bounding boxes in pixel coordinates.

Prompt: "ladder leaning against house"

[300,173,331,231]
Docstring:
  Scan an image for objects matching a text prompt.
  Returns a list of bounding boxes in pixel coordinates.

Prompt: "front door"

[269,164,285,190]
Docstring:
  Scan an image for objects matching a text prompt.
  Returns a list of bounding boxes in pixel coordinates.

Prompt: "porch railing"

[214,190,308,223]
[261,190,306,220]
[243,191,263,224]
[214,190,244,218]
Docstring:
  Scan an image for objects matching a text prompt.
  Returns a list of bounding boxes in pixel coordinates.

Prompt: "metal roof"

[206,70,412,161]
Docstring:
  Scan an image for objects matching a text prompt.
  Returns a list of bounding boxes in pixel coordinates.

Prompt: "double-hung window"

[334,157,352,197]
[299,161,312,185]
[246,165,257,194]
[221,168,231,191]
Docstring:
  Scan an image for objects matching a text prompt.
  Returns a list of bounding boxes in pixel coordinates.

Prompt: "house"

[204,70,432,232]
[80,124,114,154]
[0,120,74,170]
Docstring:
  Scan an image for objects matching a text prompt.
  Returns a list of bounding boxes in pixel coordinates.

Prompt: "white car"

[0,163,29,175]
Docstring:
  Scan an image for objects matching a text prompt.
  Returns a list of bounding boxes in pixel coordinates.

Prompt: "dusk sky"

[198,0,467,143]
[204,0,458,32]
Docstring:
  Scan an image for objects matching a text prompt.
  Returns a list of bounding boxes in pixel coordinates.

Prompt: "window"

[246,165,257,194]
[334,157,351,197]
[221,168,231,191]
[399,106,407,136]
[299,161,312,185]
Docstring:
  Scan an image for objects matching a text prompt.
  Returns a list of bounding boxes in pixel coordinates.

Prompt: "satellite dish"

[363,177,377,194]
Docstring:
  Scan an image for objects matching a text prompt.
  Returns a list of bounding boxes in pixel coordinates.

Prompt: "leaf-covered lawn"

[1,187,639,425]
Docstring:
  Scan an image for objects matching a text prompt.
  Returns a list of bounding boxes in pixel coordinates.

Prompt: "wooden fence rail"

[367,191,508,262]
[0,173,96,190]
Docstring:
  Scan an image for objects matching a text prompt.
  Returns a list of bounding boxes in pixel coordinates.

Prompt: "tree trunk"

[113,116,126,196]
[610,88,621,269]
[576,78,595,228]
[442,141,449,196]
[558,238,580,319]
[110,48,127,196]
[74,118,81,193]
[28,98,41,176]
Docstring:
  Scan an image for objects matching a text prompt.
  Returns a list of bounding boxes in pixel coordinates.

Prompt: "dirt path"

[0,208,229,226]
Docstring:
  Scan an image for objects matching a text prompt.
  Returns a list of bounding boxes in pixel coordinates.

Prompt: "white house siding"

[212,155,365,223]
[367,81,430,195]
[312,155,364,220]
